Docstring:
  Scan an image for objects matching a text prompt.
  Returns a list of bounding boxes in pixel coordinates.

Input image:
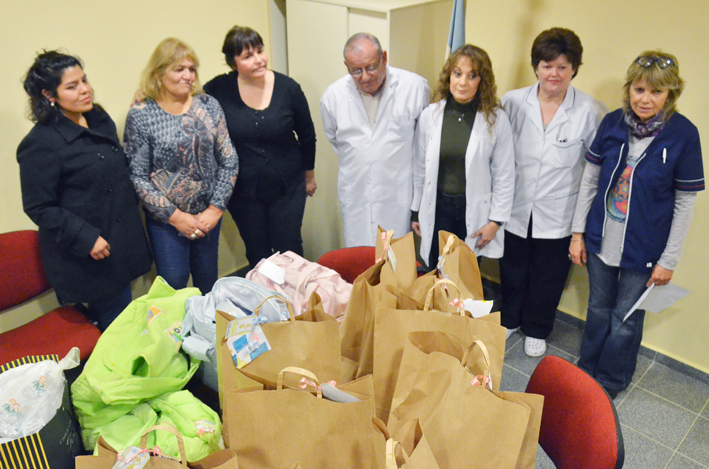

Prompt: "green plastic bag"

[72,277,201,450]
[151,390,222,460]
[95,390,222,462]
[93,402,158,454]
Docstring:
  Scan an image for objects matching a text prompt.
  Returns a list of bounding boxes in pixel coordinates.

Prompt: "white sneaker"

[524,337,546,357]
[506,327,520,340]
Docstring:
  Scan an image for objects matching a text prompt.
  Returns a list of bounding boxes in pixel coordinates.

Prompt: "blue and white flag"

[446,0,465,56]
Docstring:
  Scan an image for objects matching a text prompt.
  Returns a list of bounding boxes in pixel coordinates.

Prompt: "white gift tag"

[463,298,493,318]
[257,259,286,285]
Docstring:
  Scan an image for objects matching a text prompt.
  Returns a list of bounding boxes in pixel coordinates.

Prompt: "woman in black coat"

[17,50,152,331]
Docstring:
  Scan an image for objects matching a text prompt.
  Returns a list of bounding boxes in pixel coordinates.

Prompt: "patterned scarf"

[624,110,666,138]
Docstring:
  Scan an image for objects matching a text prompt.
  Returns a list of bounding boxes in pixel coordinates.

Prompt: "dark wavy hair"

[433,44,499,129]
[221,25,264,70]
[531,28,583,78]
[23,50,87,124]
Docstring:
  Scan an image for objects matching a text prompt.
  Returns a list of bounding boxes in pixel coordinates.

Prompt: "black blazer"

[17,109,152,303]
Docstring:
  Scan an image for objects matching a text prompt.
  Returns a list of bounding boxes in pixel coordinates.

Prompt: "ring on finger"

[190,233,197,240]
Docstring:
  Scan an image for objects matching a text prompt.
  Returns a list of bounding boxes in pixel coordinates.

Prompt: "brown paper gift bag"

[223,368,385,469]
[490,390,544,469]
[388,336,532,469]
[390,331,543,468]
[339,229,418,382]
[411,230,484,303]
[386,418,440,469]
[408,272,463,314]
[338,265,400,382]
[76,423,239,468]
[372,284,506,422]
[216,293,340,399]
[373,227,418,292]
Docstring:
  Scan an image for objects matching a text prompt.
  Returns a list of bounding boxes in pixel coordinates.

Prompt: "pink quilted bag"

[246,251,352,322]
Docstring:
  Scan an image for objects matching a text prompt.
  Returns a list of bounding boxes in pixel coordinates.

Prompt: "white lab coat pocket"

[550,139,584,168]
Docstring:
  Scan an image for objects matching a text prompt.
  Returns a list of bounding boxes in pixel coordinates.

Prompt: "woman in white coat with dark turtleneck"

[411,44,514,271]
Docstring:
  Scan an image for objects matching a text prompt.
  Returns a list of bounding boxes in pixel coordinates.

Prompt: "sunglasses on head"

[636,56,675,69]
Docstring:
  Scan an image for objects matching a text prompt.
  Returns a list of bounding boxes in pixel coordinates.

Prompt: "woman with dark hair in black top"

[204,25,317,269]
[17,50,152,331]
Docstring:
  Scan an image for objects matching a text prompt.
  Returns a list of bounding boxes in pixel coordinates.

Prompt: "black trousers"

[428,191,467,270]
[499,218,572,339]
[229,178,307,269]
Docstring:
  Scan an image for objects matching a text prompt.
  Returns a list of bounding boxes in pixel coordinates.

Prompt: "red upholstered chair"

[525,355,624,469]
[318,246,426,283]
[317,246,376,284]
[0,230,101,366]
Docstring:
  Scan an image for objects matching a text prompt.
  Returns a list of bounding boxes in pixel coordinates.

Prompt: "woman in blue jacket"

[569,50,704,398]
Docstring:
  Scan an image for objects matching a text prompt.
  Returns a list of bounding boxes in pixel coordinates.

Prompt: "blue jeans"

[578,253,651,392]
[146,217,221,294]
[86,285,132,332]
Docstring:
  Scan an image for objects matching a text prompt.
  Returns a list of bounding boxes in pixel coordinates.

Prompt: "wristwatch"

[490,220,503,226]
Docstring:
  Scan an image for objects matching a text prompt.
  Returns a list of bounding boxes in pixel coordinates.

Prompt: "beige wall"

[469,0,709,373]
[0,0,271,332]
[3,0,708,375]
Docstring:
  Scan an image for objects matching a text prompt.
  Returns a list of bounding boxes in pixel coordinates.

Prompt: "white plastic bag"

[0,347,80,439]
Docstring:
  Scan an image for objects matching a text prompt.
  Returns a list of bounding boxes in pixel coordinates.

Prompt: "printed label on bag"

[21,375,48,400]
[226,316,271,368]
[2,399,21,415]
[195,419,217,435]
[164,322,184,349]
[113,446,150,469]
[146,305,163,325]
[225,314,268,338]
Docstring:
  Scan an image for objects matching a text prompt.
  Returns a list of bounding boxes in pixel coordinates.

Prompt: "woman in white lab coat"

[499,28,607,357]
[411,44,514,271]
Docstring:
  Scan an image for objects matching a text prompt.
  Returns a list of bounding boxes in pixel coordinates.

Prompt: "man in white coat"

[321,33,430,247]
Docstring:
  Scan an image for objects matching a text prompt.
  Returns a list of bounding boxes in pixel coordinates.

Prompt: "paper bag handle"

[386,439,409,468]
[423,279,461,311]
[380,229,394,249]
[372,416,390,440]
[139,423,188,467]
[462,339,493,390]
[440,234,457,257]
[255,294,295,322]
[277,366,323,397]
[375,229,396,264]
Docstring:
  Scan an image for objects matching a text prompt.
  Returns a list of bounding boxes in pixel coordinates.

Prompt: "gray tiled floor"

[501,315,709,469]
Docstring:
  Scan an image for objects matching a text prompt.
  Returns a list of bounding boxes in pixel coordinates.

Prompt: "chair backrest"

[0,230,51,310]
[317,246,376,284]
[525,355,624,469]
